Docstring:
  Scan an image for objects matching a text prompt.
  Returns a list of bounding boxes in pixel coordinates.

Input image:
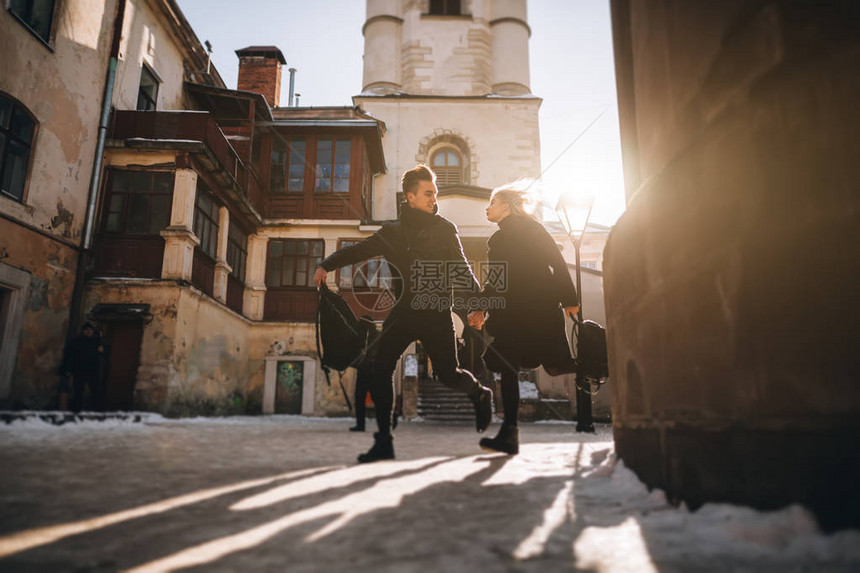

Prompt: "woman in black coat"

[471,184,579,454]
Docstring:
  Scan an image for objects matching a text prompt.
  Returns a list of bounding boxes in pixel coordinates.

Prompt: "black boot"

[471,385,494,433]
[357,432,395,463]
[479,424,519,455]
[349,423,365,432]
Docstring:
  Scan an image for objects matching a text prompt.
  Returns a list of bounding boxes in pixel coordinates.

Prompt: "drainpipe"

[66,0,126,343]
[288,68,296,107]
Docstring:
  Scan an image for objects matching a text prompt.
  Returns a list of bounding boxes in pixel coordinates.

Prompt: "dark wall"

[606,0,860,530]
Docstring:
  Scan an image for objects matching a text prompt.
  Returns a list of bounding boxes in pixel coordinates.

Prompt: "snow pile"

[572,447,860,571]
[518,380,539,399]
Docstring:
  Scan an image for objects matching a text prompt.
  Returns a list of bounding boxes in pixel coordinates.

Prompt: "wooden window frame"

[226,220,248,281]
[136,63,160,112]
[266,133,366,220]
[269,137,306,193]
[428,0,461,16]
[0,92,37,203]
[99,169,173,236]
[7,0,60,49]
[192,187,220,260]
[265,239,324,290]
[314,137,351,193]
[431,147,463,186]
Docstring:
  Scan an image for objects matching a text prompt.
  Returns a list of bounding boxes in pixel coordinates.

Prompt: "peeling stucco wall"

[2,221,79,407]
[84,281,351,417]
[0,0,115,240]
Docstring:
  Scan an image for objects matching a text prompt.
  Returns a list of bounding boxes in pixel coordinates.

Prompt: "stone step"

[417,378,485,422]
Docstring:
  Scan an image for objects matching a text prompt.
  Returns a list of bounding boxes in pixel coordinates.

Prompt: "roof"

[263,107,387,175]
[185,82,273,122]
[270,106,384,123]
[235,46,287,64]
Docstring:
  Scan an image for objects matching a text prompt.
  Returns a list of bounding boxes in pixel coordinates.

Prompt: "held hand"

[563,306,580,319]
[313,267,328,287]
[467,310,485,330]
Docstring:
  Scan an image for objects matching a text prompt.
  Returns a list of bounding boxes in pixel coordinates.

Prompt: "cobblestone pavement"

[0,416,858,572]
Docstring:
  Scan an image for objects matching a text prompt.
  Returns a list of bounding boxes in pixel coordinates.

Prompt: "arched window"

[431,148,463,186]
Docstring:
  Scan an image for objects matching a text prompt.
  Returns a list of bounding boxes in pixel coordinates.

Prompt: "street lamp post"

[556,193,596,433]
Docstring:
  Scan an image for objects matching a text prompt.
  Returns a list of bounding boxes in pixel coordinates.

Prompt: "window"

[101,170,172,235]
[432,148,462,186]
[0,94,36,202]
[193,188,219,260]
[226,221,248,281]
[337,240,393,290]
[315,138,351,192]
[136,65,159,111]
[266,240,324,288]
[429,0,460,16]
[8,0,56,44]
[270,138,306,193]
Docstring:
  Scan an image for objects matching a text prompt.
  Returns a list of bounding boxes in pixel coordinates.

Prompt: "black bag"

[315,284,376,410]
[573,319,609,382]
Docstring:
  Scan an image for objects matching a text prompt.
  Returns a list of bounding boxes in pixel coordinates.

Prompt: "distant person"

[314,164,493,463]
[350,316,378,433]
[60,322,104,412]
[470,183,579,455]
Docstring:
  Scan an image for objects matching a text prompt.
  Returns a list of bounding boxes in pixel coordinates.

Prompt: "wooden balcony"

[108,110,263,218]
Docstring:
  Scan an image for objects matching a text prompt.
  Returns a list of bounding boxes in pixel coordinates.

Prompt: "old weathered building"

[2,0,606,422]
[1,0,387,416]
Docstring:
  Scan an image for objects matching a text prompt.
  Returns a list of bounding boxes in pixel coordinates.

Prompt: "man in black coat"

[314,165,493,463]
[60,322,104,412]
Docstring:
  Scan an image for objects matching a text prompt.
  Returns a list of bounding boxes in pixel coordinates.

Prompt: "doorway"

[101,321,144,411]
[89,304,150,412]
[275,361,304,414]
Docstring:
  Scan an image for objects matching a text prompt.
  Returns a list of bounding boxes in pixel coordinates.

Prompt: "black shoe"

[349,425,365,432]
[479,424,519,455]
[471,386,494,433]
[357,432,395,463]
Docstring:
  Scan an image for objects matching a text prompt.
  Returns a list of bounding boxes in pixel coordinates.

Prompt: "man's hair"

[401,164,436,195]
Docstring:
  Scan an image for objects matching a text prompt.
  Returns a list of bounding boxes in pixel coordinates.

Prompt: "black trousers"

[71,372,101,412]
[370,306,482,434]
[354,362,371,428]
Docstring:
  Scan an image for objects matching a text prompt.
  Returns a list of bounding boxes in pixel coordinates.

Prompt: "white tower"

[356,0,541,236]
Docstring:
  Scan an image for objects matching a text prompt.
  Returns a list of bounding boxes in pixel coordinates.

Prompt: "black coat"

[481,214,579,373]
[60,334,103,376]
[320,204,480,312]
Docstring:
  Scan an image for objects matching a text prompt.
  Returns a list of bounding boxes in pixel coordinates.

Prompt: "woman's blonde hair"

[490,179,539,218]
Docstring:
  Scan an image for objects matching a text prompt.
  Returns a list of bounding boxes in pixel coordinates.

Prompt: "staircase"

[417,377,482,422]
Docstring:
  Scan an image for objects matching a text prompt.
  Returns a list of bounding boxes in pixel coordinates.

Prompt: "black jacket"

[481,214,579,372]
[320,205,480,311]
[60,335,103,376]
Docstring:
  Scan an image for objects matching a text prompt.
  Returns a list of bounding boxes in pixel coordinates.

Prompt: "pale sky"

[175,0,626,226]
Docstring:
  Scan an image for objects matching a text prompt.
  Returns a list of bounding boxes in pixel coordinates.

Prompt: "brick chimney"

[235,46,286,108]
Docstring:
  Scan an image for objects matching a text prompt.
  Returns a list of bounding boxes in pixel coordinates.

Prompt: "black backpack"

[573,319,609,383]
[315,284,376,410]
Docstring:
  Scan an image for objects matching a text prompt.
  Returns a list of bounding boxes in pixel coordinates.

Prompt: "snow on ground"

[0,415,858,571]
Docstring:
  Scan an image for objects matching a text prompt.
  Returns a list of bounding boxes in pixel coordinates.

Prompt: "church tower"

[355,0,541,237]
